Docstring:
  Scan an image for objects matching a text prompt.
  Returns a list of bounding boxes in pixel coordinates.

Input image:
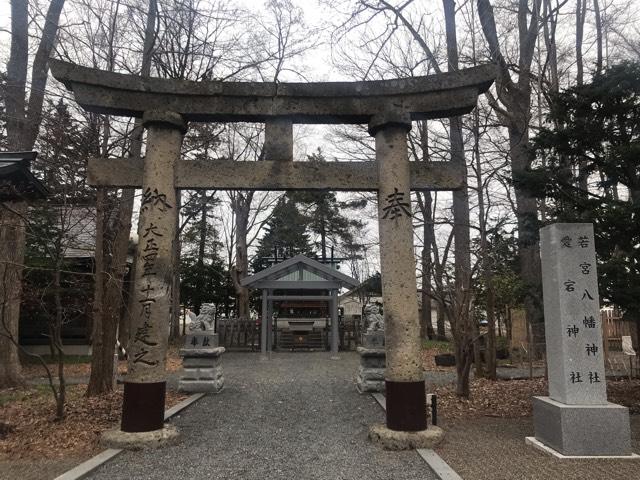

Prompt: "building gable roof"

[241,254,358,289]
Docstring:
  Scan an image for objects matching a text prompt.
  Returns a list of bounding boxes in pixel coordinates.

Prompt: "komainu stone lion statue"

[364,304,384,333]
[188,304,216,332]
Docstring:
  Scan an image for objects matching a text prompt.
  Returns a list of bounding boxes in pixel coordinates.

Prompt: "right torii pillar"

[368,113,444,450]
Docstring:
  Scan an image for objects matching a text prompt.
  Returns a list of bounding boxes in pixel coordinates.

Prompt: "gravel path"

[87,351,437,480]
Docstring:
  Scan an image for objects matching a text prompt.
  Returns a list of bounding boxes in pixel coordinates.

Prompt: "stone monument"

[356,304,386,393]
[179,304,225,393]
[528,223,634,457]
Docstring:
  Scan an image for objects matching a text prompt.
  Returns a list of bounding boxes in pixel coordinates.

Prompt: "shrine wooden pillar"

[121,110,187,434]
[261,288,268,356]
[369,113,427,433]
[330,289,339,357]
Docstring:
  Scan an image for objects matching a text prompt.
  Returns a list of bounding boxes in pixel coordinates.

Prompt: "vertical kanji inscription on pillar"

[122,110,186,433]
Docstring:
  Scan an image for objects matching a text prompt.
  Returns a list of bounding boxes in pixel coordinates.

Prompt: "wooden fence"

[217,317,261,351]
[601,308,637,351]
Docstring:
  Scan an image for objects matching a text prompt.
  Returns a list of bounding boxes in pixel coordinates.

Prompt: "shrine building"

[241,254,358,356]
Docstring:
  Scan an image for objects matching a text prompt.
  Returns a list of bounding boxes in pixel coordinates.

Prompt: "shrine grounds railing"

[217,317,261,351]
[215,317,364,351]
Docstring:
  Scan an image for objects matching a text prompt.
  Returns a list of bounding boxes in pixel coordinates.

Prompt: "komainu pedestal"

[356,332,386,393]
[179,333,225,393]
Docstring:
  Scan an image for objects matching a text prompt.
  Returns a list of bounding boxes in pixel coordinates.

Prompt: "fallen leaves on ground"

[22,347,184,379]
[166,345,184,373]
[607,379,640,414]
[0,385,187,460]
[434,378,548,421]
[421,345,457,372]
[433,377,640,421]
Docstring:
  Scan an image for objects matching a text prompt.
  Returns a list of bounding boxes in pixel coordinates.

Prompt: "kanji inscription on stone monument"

[541,223,606,405]
[530,223,633,456]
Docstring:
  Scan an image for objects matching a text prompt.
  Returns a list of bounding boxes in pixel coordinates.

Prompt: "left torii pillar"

[103,110,186,448]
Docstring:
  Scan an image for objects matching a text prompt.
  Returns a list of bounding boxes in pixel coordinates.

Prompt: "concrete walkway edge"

[416,449,464,480]
[371,391,462,480]
[53,393,206,480]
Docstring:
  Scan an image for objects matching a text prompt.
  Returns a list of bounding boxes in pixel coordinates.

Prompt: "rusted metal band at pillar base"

[385,380,428,431]
[121,381,166,432]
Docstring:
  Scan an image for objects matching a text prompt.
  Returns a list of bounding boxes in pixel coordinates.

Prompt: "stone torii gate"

[50,59,494,448]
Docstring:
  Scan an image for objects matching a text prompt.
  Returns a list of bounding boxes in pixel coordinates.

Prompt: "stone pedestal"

[101,424,180,450]
[179,333,225,393]
[532,396,631,456]
[369,424,444,451]
[356,332,386,393]
[531,223,633,456]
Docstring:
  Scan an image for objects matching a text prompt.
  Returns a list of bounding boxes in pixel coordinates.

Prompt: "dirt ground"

[436,416,640,480]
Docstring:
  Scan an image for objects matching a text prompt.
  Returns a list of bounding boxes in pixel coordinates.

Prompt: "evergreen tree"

[532,62,640,326]
[251,193,314,272]
[180,191,230,315]
[291,149,366,261]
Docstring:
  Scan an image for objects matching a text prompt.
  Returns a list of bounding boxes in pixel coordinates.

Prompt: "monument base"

[100,424,179,450]
[532,396,633,456]
[525,437,640,459]
[369,424,444,450]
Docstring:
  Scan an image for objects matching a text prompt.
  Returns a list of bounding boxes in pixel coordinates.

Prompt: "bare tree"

[1,0,66,388]
[476,0,546,355]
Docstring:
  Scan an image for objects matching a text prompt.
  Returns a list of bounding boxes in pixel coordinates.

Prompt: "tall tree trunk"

[86,188,108,395]
[474,106,497,379]
[593,0,603,75]
[194,192,209,314]
[52,262,66,418]
[87,0,157,394]
[417,123,435,341]
[436,284,447,340]
[5,0,28,151]
[443,0,474,396]
[477,0,545,354]
[232,192,252,319]
[472,319,484,378]
[23,0,66,149]
[0,203,27,388]
[576,0,587,86]
[510,124,544,355]
[455,336,473,397]
[542,0,559,93]
[575,0,590,193]
[420,232,435,340]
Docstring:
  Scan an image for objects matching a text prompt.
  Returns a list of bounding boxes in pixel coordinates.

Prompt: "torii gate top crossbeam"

[49,60,495,123]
